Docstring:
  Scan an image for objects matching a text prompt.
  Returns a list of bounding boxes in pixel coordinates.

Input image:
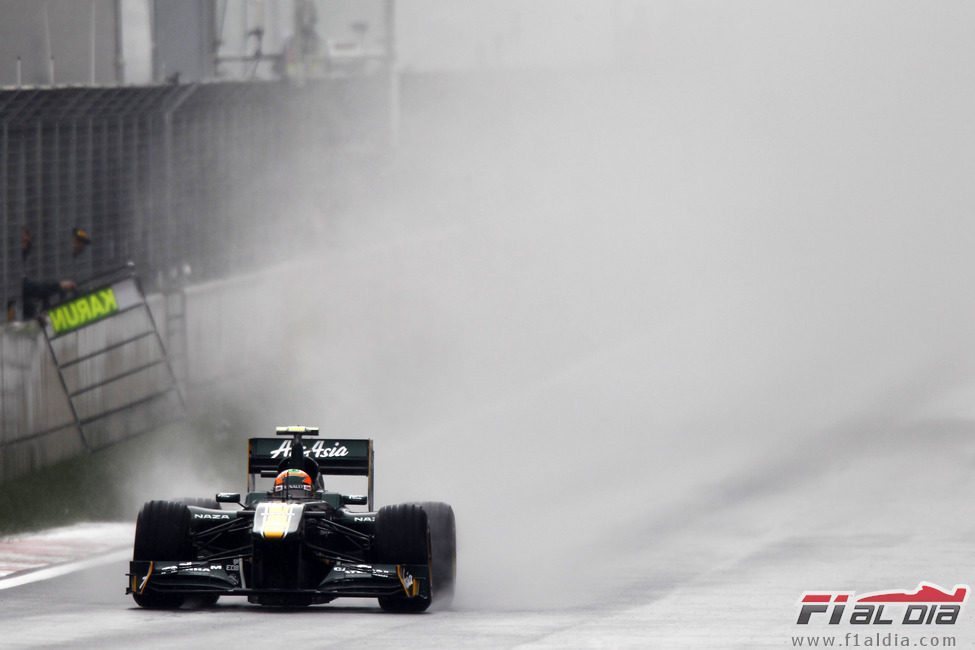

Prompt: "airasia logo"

[797,582,968,625]
[269,440,350,459]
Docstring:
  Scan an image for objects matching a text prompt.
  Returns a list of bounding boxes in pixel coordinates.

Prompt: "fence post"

[161,84,198,280]
[52,121,61,280]
[1,123,5,448]
[1,123,8,318]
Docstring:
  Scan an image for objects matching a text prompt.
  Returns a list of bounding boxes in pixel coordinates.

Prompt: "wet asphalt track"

[3,410,975,649]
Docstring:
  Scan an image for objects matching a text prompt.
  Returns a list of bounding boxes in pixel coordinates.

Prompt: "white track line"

[0,547,130,590]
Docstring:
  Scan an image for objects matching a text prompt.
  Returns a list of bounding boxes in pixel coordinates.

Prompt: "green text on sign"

[49,288,119,336]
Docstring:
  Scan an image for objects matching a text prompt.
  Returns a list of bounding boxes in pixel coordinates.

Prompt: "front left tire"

[132,500,193,609]
[374,503,432,613]
[415,502,456,608]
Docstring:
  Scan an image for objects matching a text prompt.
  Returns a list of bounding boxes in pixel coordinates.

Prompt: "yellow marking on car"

[275,425,319,434]
[137,562,153,594]
[397,565,419,597]
[261,503,294,539]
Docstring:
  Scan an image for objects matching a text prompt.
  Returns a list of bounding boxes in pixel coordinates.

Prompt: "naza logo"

[797,582,968,625]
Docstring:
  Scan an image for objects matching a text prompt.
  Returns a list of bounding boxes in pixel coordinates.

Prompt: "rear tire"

[415,502,456,608]
[375,504,431,613]
[132,500,193,609]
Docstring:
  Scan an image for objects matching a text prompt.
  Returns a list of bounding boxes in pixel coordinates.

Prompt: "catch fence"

[0,77,389,475]
[2,77,387,314]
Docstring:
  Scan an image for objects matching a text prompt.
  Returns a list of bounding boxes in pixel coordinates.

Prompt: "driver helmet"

[273,469,313,499]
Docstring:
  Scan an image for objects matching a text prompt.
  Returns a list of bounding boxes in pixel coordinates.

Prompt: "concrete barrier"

[0,261,311,483]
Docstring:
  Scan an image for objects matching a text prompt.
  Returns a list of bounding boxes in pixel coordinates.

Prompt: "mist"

[141,2,975,611]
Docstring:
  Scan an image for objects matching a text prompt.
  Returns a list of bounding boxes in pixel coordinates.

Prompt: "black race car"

[127,426,456,611]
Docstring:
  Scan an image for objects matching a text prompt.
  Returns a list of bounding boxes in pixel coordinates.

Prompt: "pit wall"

[0,261,310,483]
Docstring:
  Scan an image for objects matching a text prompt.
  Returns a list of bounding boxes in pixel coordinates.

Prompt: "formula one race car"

[127,426,456,611]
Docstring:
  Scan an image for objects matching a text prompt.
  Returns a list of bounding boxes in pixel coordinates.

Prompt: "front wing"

[127,559,430,601]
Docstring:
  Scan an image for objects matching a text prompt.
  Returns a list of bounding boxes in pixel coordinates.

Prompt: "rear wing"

[247,437,374,509]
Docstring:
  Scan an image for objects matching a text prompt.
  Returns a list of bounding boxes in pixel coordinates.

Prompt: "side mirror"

[341,495,368,506]
[216,492,241,504]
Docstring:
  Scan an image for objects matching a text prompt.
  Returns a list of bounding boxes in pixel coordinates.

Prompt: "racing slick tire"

[375,504,432,613]
[414,502,456,608]
[132,500,193,609]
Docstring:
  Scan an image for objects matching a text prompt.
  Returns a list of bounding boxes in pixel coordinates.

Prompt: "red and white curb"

[0,522,133,589]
